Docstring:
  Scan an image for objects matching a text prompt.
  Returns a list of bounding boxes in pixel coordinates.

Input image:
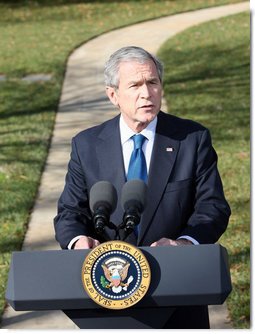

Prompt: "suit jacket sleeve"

[180,128,231,244]
[54,138,93,249]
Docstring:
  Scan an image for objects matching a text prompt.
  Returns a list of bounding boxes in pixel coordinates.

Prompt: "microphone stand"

[93,212,140,241]
[93,215,121,241]
[115,210,141,241]
[94,219,136,241]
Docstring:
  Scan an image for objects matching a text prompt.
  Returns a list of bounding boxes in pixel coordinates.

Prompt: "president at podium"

[54,46,231,328]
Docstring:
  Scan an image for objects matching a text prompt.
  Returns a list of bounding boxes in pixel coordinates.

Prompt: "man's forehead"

[119,59,156,70]
[118,60,159,79]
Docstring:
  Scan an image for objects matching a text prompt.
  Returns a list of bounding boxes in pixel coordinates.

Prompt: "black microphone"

[120,179,148,236]
[89,181,117,234]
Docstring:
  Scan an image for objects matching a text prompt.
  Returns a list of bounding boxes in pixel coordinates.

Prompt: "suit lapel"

[96,115,125,189]
[138,113,180,244]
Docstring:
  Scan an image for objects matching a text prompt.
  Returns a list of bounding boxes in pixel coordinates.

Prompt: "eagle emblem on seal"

[101,257,134,293]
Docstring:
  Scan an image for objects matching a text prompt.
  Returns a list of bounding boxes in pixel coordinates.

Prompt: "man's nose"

[140,83,151,98]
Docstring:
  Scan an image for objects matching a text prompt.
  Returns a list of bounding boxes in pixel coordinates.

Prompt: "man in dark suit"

[54,46,231,328]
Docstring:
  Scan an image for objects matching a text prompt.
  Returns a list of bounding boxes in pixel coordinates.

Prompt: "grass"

[0,0,248,328]
[158,11,250,328]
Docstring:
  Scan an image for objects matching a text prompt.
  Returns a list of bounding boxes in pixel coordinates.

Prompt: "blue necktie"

[127,134,147,237]
[127,134,148,183]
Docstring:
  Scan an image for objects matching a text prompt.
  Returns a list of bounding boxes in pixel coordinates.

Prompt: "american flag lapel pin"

[166,147,174,152]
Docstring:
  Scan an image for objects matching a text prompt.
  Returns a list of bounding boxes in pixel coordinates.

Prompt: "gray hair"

[104,46,164,88]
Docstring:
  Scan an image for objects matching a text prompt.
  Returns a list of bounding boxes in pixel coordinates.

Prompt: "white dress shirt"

[119,114,157,175]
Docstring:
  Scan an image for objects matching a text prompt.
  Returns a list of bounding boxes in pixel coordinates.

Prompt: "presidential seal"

[81,241,151,310]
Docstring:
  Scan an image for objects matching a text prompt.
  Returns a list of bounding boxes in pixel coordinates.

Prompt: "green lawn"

[158,11,250,328]
[0,0,248,328]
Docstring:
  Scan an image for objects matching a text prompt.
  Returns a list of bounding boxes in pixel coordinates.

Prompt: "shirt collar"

[119,115,157,145]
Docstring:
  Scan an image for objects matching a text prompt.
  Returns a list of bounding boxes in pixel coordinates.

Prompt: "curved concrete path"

[1,2,249,329]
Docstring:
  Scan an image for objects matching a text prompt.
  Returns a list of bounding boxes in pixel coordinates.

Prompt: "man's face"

[106,60,163,132]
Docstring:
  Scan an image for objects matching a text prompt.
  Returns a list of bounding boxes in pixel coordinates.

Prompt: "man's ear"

[106,86,119,107]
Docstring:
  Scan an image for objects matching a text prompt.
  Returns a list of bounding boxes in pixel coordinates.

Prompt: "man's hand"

[73,236,100,249]
[150,237,193,247]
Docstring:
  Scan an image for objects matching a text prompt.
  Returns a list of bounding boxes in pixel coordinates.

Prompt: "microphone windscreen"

[121,179,147,212]
[89,181,117,213]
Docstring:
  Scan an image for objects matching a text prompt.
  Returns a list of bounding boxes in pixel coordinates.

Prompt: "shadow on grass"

[228,247,250,266]
[161,42,249,143]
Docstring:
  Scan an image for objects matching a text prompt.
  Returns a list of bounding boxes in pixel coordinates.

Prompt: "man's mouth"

[139,104,154,109]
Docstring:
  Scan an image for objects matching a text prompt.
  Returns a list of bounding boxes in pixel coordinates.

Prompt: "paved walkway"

[1,2,249,329]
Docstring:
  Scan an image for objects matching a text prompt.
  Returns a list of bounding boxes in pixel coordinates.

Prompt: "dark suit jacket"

[54,111,231,249]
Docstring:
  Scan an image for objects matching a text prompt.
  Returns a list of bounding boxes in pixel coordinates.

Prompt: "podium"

[5,244,232,328]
